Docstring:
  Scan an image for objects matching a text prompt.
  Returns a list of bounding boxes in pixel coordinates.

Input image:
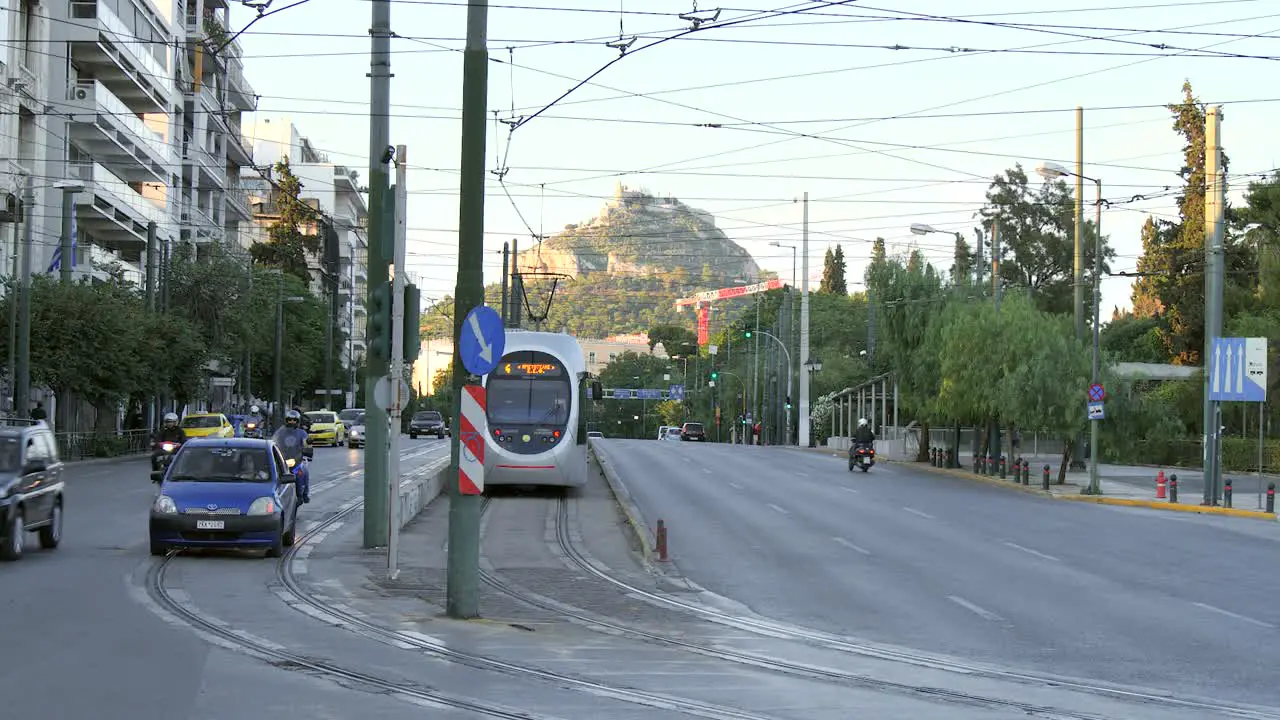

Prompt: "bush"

[1109,436,1280,473]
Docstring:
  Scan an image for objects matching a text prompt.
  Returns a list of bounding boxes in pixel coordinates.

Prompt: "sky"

[234,0,1280,320]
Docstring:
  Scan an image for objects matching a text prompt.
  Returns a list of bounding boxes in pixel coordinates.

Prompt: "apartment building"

[0,0,257,288]
[240,116,370,401]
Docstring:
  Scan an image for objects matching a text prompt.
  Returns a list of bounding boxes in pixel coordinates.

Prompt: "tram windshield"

[487,351,572,426]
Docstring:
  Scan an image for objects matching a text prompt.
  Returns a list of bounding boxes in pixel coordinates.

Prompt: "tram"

[482,331,598,488]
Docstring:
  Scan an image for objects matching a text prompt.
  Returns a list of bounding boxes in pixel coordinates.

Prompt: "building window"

[588,351,596,365]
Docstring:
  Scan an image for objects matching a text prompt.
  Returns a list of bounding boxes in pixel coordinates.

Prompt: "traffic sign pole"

[386,145,408,581]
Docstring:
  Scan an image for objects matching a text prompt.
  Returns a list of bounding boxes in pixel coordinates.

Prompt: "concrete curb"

[587,442,655,568]
[886,459,1056,497]
[1054,494,1279,521]
[890,459,1279,521]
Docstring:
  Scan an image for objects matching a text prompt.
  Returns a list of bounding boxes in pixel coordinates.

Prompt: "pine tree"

[250,158,320,283]
[831,244,848,295]
[819,247,835,292]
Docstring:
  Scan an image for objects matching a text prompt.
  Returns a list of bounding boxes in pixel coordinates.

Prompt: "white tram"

[482,331,596,488]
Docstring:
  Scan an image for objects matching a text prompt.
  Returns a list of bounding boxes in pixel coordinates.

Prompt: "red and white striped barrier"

[459,384,486,495]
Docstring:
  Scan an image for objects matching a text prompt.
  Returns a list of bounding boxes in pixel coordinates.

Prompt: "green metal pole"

[363,0,393,547]
[1089,178,1103,495]
[446,0,489,619]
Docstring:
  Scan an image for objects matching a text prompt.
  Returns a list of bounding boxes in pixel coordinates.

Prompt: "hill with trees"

[421,185,773,339]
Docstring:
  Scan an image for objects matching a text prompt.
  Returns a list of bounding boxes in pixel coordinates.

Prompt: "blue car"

[149,437,307,558]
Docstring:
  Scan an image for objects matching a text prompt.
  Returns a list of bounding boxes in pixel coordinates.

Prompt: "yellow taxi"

[180,413,236,438]
[305,410,346,447]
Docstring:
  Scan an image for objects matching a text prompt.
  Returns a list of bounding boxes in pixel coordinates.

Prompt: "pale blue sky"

[235,0,1280,317]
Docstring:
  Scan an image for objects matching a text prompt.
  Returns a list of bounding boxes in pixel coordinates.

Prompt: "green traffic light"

[743,330,752,338]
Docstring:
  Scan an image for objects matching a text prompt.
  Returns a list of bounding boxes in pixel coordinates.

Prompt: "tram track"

[474,494,1280,720]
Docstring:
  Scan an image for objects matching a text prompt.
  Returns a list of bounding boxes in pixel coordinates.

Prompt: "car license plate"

[196,520,225,530]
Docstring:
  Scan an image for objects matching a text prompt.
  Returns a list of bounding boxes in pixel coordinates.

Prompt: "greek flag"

[47,211,78,274]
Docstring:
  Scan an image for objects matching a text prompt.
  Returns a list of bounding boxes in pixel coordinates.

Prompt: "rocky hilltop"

[517,184,761,284]
[421,185,771,340]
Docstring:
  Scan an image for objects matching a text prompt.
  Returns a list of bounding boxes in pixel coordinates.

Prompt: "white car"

[662,427,682,441]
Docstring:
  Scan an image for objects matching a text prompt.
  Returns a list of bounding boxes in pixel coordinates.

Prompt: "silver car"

[347,412,366,449]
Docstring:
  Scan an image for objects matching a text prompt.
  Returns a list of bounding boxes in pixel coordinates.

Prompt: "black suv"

[680,422,707,442]
[0,420,65,560]
[409,411,446,439]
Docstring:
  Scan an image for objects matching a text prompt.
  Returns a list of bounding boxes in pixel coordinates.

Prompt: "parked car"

[0,420,65,561]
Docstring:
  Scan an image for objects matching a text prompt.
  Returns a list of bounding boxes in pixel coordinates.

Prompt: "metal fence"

[54,429,151,462]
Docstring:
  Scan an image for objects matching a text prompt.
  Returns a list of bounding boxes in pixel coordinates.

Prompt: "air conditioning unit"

[73,87,89,100]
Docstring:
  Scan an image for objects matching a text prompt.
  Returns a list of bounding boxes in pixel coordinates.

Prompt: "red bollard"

[1155,470,1167,499]
[655,519,669,562]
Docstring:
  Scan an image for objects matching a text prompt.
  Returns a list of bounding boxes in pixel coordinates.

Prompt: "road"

[594,439,1280,708]
[0,438,451,720]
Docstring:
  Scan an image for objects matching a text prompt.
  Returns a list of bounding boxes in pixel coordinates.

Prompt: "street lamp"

[1036,160,1104,495]
[769,241,797,288]
[753,330,793,445]
[803,355,823,447]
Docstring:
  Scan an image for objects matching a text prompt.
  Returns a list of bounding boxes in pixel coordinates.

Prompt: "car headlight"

[247,497,278,515]
[153,495,177,514]
[286,458,297,468]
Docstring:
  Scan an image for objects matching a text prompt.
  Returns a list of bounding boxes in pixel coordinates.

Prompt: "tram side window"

[488,378,570,425]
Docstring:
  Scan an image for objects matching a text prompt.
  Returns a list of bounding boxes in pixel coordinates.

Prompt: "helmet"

[285,409,301,426]
[164,412,179,425]
[857,418,868,427]
[250,405,260,415]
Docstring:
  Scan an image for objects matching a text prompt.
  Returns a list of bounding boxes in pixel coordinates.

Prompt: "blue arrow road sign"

[459,305,506,376]
[670,384,685,400]
[1209,337,1268,402]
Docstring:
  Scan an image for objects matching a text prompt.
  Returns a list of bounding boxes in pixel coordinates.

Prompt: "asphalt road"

[0,436,450,720]
[595,439,1280,708]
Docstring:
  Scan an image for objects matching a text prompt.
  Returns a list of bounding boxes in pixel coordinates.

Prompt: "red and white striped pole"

[459,384,486,495]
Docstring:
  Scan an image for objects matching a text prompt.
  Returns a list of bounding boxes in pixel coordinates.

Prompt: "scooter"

[152,440,182,478]
[848,443,876,472]
[242,420,264,438]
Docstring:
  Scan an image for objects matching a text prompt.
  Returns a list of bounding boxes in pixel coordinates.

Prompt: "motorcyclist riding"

[243,405,266,438]
[852,418,875,446]
[151,412,187,471]
[292,406,313,433]
[273,410,312,503]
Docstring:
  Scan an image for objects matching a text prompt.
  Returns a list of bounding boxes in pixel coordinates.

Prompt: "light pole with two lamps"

[1036,160,1104,495]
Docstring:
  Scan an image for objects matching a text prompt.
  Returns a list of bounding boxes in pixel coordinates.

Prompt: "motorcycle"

[242,419,264,438]
[152,440,182,478]
[848,443,876,472]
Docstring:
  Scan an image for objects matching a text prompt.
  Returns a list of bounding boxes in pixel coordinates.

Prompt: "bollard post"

[1042,464,1050,491]
[1224,479,1233,508]
[929,447,937,467]
[999,456,1008,479]
[655,519,669,562]
[1169,474,1178,504]
[976,454,984,474]
[1021,459,1030,485]
[944,448,953,469]
[987,455,997,477]
[1155,470,1166,499]
[1267,482,1275,514]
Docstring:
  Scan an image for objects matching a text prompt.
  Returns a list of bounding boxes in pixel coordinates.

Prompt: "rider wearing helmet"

[243,404,266,437]
[272,410,312,503]
[151,412,187,470]
[852,417,875,445]
[292,406,313,433]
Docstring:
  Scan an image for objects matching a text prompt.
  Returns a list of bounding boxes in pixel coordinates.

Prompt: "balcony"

[225,56,256,111]
[226,118,253,167]
[181,202,223,244]
[66,79,170,183]
[13,62,42,112]
[224,182,251,221]
[68,0,169,113]
[68,161,166,250]
[182,136,226,189]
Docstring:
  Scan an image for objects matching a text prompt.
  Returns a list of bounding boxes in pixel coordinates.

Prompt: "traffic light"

[743,330,753,339]
[709,370,719,381]
[786,396,792,409]
[402,282,421,363]
[367,281,392,362]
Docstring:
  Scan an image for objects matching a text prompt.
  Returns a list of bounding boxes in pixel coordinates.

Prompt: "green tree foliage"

[977,164,1112,316]
[647,324,697,357]
[595,350,674,438]
[819,245,848,295]
[249,158,319,284]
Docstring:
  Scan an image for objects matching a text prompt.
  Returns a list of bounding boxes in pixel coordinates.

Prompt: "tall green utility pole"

[363,0,393,548]
[446,0,489,619]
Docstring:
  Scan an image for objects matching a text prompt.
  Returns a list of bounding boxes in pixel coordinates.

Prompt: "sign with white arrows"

[1209,337,1268,402]
[459,305,506,377]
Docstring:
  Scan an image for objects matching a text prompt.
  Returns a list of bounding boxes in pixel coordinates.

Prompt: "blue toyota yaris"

[149,437,307,558]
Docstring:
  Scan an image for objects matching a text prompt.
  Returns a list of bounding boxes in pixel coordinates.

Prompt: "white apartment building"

[239,116,370,402]
[0,0,257,288]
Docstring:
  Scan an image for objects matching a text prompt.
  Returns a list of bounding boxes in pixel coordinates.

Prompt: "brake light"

[553,430,560,438]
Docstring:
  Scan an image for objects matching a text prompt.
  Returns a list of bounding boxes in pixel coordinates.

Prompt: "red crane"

[674,279,784,346]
